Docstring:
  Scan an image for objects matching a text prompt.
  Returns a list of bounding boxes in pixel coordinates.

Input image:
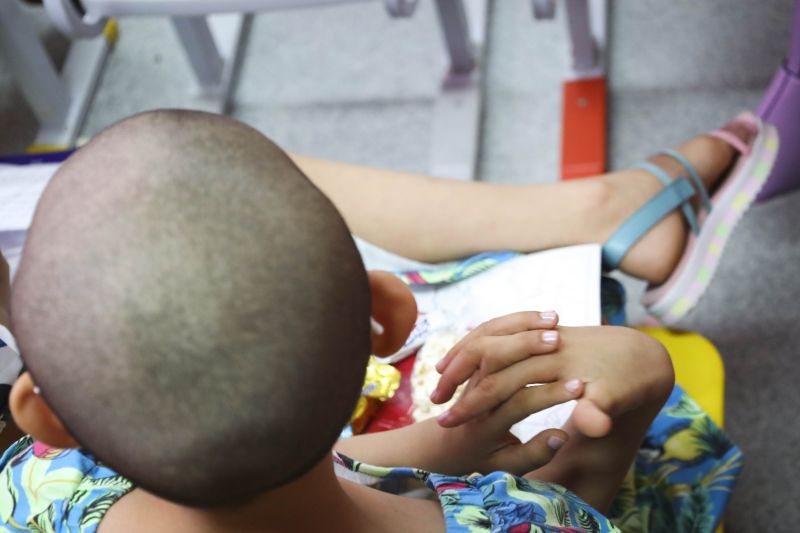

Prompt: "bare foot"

[600,122,755,285]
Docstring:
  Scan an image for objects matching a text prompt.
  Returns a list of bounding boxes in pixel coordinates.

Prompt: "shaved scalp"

[11,110,371,506]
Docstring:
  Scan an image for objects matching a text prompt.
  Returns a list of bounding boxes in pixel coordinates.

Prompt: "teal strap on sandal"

[602,178,696,270]
[659,149,713,213]
[633,162,700,235]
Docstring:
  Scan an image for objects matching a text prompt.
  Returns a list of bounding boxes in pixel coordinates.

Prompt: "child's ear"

[367,271,417,356]
[9,372,80,449]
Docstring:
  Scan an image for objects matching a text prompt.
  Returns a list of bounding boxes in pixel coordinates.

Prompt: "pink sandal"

[601,112,779,325]
[642,112,779,324]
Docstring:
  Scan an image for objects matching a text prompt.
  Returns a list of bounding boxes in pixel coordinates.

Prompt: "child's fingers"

[486,428,569,476]
[435,311,559,375]
[436,355,562,427]
[486,378,584,433]
[431,329,561,404]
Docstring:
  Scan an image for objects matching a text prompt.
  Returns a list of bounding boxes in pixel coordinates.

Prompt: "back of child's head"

[11,110,371,506]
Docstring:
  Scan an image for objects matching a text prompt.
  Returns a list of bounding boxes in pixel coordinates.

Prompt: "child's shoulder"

[0,436,133,532]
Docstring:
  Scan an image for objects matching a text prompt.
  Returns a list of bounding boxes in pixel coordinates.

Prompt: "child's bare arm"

[334,382,583,477]
[334,415,568,477]
[335,336,583,476]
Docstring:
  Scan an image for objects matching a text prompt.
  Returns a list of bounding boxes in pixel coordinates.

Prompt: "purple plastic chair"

[756,0,800,201]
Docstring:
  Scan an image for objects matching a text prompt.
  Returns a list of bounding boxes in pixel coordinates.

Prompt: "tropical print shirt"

[335,452,620,532]
[608,387,743,532]
[0,439,132,532]
[336,386,741,533]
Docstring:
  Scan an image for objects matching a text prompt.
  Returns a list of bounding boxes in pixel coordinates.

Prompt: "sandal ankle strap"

[707,129,752,157]
[602,178,695,271]
[658,149,713,214]
[634,161,701,235]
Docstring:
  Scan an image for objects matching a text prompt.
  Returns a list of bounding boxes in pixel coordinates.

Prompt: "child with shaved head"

[0,110,733,531]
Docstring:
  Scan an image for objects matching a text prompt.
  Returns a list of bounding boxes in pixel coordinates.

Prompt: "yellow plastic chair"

[638,327,724,427]
[638,327,725,533]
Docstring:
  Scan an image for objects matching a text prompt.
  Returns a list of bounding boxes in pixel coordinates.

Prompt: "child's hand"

[432,313,674,438]
[335,310,578,477]
[335,369,583,478]
[408,368,584,477]
[431,310,561,406]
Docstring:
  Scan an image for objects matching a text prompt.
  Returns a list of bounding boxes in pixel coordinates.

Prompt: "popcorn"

[410,330,467,422]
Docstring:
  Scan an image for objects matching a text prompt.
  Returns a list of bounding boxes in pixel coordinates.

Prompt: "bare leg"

[291,123,750,285]
[291,154,603,262]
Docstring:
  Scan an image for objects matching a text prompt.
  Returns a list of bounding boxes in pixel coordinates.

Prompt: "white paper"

[411,245,601,329]
[0,163,58,232]
[0,163,59,277]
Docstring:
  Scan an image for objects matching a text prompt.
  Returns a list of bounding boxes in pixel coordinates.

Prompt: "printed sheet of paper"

[412,245,601,329]
[0,163,58,231]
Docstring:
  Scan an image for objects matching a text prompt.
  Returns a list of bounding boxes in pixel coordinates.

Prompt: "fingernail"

[430,388,442,403]
[435,359,445,372]
[547,436,565,450]
[542,331,559,345]
[437,410,453,426]
[564,379,581,394]
[540,310,558,323]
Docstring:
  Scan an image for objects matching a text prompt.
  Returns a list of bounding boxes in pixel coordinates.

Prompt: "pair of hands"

[420,311,673,477]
